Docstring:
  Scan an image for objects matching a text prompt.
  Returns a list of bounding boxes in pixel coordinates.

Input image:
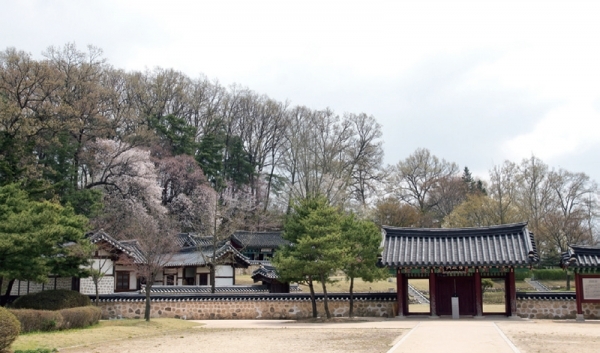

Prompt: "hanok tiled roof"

[230,231,289,249]
[174,233,221,249]
[87,230,145,262]
[380,222,538,267]
[164,242,251,267]
[561,245,600,269]
[251,264,279,281]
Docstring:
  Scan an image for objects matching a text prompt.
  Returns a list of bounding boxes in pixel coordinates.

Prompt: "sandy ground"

[61,318,600,353]
[496,320,600,353]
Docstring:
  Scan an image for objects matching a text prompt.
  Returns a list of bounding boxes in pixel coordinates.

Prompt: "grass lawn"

[536,279,575,291]
[12,319,202,352]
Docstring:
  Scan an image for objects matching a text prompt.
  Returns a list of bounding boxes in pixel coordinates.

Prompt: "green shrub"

[15,349,57,353]
[10,290,90,311]
[59,306,101,330]
[8,309,63,333]
[515,269,532,281]
[532,269,566,281]
[0,306,20,352]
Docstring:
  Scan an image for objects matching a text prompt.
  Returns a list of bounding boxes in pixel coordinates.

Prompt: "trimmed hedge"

[515,269,532,281]
[10,290,90,311]
[0,306,20,352]
[9,307,101,333]
[532,269,567,281]
[8,310,63,333]
[59,306,101,330]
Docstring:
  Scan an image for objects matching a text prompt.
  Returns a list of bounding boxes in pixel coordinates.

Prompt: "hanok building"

[230,231,289,261]
[561,245,600,321]
[380,222,538,317]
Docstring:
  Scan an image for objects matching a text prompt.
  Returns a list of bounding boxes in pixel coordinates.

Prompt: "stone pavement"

[386,320,521,353]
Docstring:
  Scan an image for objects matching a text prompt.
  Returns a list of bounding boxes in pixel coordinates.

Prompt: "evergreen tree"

[0,184,91,305]
[340,214,388,317]
[273,195,343,318]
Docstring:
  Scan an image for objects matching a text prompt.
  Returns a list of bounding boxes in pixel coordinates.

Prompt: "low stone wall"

[98,298,395,320]
[516,299,577,319]
[516,299,600,320]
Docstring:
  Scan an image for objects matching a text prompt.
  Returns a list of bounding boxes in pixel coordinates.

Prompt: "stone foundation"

[98,298,395,320]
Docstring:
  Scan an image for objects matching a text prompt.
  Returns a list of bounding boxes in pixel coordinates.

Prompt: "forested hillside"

[1,44,598,264]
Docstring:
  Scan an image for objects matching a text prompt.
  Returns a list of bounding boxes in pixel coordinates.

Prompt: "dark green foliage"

[58,306,101,330]
[514,269,532,281]
[15,349,57,353]
[0,306,20,352]
[481,278,494,293]
[8,309,63,333]
[195,120,254,189]
[149,114,198,156]
[532,269,567,281]
[462,167,486,195]
[0,184,91,300]
[11,290,91,311]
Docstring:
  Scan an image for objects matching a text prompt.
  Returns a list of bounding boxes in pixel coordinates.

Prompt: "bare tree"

[388,148,459,226]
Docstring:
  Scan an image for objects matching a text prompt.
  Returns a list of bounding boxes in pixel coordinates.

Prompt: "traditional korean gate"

[435,276,476,316]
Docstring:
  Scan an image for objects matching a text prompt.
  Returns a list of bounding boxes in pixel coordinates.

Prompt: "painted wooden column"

[507,268,517,317]
[396,268,405,317]
[429,270,438,317]
[474,269,483,317]
[575,272,584,321]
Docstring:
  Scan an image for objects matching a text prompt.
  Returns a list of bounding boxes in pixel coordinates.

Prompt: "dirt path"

[61,327,401,353]
[60,318,600,353]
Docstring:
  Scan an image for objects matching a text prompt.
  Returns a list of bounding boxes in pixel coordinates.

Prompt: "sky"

[2,0,600,182]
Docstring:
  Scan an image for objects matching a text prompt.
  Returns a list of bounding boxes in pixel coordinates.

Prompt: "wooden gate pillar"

[396,268,406,317]
[429,270,438,317]
[575,272,584,321]
[506,268,517,317]
[474,269,483,317]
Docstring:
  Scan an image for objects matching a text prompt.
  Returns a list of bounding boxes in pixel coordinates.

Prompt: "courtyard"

[18,317,600,353]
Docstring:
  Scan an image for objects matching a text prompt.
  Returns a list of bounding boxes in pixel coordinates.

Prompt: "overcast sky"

[2,0,600,182]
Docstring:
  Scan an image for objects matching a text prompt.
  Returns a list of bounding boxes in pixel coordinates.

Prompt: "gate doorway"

[435,276,476,316]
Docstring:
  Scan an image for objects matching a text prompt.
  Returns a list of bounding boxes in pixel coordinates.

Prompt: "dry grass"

[12,318,201,351]
[536,280,575,291]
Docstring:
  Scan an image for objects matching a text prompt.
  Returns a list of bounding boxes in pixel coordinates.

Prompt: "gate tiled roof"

[561,245,600,269]
[381,222,538,267]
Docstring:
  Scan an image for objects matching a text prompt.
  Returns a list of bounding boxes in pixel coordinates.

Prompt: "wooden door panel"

[435,276,476,316]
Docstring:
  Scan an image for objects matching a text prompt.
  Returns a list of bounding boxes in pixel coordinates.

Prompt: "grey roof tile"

[381,222,538,267]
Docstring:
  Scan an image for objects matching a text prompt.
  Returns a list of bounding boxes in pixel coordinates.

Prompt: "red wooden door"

[435,276,476,316]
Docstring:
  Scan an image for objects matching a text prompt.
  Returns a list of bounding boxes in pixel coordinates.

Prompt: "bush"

[59,306,101,330]
[15,349,57,353]
[8,310,63,333]
[532,269,566,281]
[10,290,90,311]
[0,306,20,352]
[515,269,532,281]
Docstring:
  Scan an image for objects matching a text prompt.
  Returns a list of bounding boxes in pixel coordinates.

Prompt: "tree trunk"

[319,273,331,319]
[349,276,355,318]
[1,279,16,307]
[94,279,100,306]
[307,276,318,318]
[210,264,216,293]
[144,283,152,321]
[566,271,571,291]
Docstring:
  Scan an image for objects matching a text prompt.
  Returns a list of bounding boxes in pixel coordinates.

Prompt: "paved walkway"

[193,317,524,353]
[387,320,520,353]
